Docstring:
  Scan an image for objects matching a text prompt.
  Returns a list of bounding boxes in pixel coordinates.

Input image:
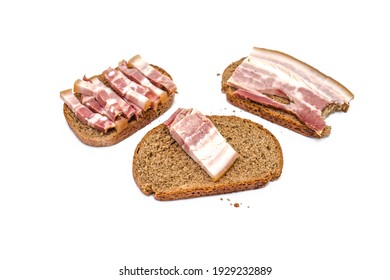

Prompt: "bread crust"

[133,115,283,201]
[62,65,176,146]
[221,58,351,138]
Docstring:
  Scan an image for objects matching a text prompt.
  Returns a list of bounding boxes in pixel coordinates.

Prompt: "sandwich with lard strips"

[60,55,177,146]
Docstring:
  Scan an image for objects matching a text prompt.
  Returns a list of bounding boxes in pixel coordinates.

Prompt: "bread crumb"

[217,73,221,76]
[220,197,250,208]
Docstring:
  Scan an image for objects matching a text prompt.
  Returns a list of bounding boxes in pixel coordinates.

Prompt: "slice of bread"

[62,65,175,147]
[221,58,351,138]
[133,115,283,200]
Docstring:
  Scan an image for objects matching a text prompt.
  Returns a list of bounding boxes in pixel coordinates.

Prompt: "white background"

[1,0,389,279]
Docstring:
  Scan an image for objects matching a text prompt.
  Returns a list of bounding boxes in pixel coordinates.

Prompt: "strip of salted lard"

[91,74,142,120]
[128,55,177,94]
[164,108,239,181]
[60,89,115,133]
[74,79,122,121]
[103,67,151,111]
[118,60,168,106]
[227,47,354,135]
[249,47,354,103]
[80,95,110,117]
[89,78,135,119]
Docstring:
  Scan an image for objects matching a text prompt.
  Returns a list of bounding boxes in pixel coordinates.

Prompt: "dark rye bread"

[221,58,351,138]
[133,115,283,200]
[62,65,175,147]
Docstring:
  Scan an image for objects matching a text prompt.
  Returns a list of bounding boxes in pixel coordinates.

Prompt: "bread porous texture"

[133,115,283,200]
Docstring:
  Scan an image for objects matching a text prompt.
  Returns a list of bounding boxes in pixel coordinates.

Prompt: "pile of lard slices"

[60,55,176,133]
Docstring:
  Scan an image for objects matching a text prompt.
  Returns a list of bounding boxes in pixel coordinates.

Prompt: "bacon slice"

[118,60,168,107]
[227,47,354,135]
[128,55,177,94]
[80,95,110,117]
[74,79,122,121]
[89,78,135,119]
[60,89,115,133]
[164,108,239,181]
[117,62,159,110]
[102,67,151,111]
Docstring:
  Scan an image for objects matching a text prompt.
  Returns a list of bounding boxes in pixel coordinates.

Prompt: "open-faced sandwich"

[133,108,283,200]
[60,55,177,146]
[221,47,354,138]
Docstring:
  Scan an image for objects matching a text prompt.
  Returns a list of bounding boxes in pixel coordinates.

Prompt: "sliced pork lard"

[118,60,168,107]
[164,108,239,181]
[89,77,135,119]
[74,79,122,121]
[60,89,115,133]
[128,55,177,94]
[102,67,151,111]
[80,95,110,118]
[227,47,354,136]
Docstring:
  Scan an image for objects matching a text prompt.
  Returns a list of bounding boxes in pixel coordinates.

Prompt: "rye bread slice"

[133,115,283,200]
[221,58,351,138]
[62,65,176,147]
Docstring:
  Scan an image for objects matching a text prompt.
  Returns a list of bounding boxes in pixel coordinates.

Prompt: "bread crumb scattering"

[220,197,249,208]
